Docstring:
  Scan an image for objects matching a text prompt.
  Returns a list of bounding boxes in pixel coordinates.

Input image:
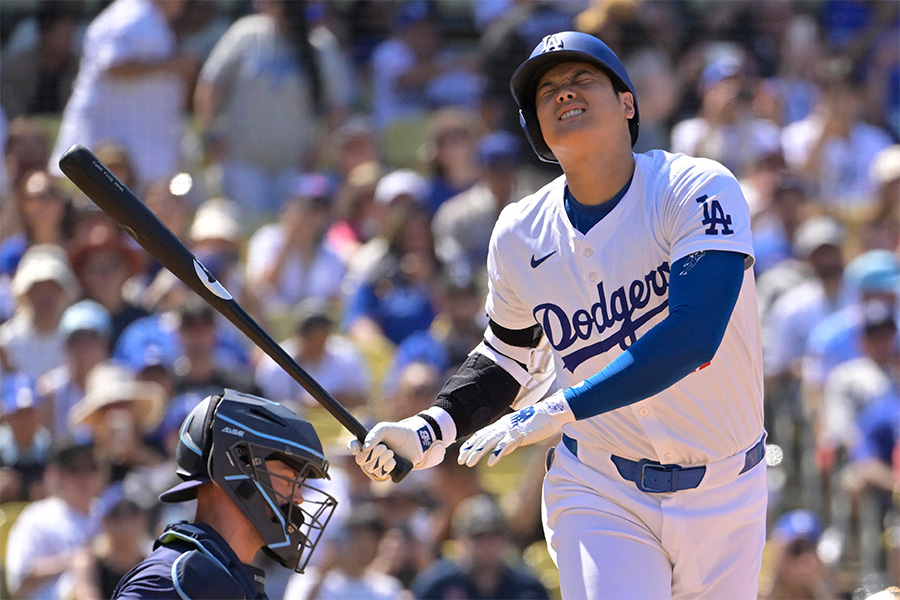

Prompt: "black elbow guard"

[434,353,521,438]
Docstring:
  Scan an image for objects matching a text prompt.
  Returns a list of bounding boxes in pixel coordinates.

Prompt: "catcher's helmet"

[510,31,640,162]
[159,389,337,573]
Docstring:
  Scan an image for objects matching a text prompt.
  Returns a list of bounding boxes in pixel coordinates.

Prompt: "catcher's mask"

[159,389,337,573]
[510,31,640,162]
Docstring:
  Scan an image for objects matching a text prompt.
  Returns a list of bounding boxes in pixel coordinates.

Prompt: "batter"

[351,31,767,599]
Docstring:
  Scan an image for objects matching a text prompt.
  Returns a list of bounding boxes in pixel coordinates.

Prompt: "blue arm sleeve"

[565,250,746,420]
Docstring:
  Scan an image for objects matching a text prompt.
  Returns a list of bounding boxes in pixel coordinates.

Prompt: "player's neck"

[195,491,264,565]
[562,150,635,207]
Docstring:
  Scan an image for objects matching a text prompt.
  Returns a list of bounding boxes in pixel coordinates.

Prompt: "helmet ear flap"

[201,394,223,477]
[234,479,256,500]
[519,109,556,163]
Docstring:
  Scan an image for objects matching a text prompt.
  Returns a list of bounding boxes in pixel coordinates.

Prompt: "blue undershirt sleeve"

[564,250,746,420]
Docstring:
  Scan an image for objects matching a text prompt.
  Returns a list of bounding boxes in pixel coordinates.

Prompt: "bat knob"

[390,455,414,483]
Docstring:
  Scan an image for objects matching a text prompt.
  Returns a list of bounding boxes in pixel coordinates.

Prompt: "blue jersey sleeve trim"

[565,250,745,420]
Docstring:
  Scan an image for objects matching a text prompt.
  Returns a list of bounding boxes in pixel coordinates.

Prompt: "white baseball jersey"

[486,150,764,464]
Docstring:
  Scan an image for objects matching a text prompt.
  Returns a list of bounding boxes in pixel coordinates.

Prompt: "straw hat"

[68,362,165,432]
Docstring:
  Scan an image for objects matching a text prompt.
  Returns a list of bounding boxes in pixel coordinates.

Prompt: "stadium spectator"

[380,360,442,425]
[857,144,900,255]
[820,301,898,467]
[433,130,525,277]
[0,170,75,279]
[245,174,345,327]
[67,361,166,482]
[187,196,260,323]
[758,509,839,600]
[326,116,382,186]
[326,160,383,265]
[345,168,429,286]
[194,0,353,225]
[410,493,549,600]
[751,171,811,280]
[4,441,104,600]
[254,299,369,412]
[69,490,152,600]
[143,177,192,242]
[91,142,138,192]
[188,197,241,268]
[845,389,899,587]
[419,107,481,216]
[68,223,147,348]
[342,202,440,352]
[0,0,81,119]
[803,250,900,413]
[670,46,783,180]
[38,299,112,441]
[49,0,195,188]
[781,57,894,215]
[763,216,850,383]
[381,275,485,398]
[113,273,250,388]
[170,299,257,399]
[3,116,52,193]
[283,503,404,600]
[0,245,78,380]
[369,2,481,134]
[0,372,50,502]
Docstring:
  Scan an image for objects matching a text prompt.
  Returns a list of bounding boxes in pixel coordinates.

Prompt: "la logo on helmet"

[542,34,565,52]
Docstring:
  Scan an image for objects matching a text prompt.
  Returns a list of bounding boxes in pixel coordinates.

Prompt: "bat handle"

[390,455,414,483]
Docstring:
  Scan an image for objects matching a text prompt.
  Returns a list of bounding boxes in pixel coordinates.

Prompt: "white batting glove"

[348,415,447,482]
[458,391,575,468]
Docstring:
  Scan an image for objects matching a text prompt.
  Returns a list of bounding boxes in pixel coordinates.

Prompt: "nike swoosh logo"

[530,251,557,268]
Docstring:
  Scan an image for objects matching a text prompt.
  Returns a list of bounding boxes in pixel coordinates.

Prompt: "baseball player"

[351,31,767,599]
[113,389,337,599]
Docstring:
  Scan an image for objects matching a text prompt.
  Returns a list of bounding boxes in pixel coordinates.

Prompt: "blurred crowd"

[0,0,898,598]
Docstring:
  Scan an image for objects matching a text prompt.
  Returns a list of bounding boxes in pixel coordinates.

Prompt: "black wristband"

[417,412,442,441]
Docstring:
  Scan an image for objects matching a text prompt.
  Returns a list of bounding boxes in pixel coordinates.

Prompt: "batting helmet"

[159,389,337,573]
[510,31,640,162]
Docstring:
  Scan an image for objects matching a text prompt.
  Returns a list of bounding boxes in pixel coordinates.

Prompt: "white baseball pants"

[543,438,768,599]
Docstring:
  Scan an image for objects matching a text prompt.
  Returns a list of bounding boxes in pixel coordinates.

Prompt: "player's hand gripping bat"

[59,144,413,483]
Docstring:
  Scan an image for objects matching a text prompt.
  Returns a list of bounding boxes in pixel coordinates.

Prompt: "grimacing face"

[534,61,635,155]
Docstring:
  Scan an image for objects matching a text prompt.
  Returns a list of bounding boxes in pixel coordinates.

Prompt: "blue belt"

[561,434,766,493]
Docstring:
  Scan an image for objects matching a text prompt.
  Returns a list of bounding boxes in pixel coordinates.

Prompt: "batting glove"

[349,414,448,482]
[458,391,575,468]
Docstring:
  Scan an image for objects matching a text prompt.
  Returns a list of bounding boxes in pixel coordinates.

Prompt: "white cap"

[374,169,428,205]
[189,198,241,243]
[11,244,78,299]
[793,216,845,258]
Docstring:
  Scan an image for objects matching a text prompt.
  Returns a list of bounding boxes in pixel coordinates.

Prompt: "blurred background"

[0,0,897,598]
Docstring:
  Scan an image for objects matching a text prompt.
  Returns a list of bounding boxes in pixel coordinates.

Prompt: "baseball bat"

[59,144,413,483]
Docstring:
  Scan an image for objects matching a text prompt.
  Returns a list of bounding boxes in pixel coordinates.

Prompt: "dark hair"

[177,297,215,327]
[49,440,98,471]
[280,0,323,115]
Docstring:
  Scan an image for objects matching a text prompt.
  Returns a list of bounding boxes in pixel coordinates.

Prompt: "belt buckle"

[637,459,679,493]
